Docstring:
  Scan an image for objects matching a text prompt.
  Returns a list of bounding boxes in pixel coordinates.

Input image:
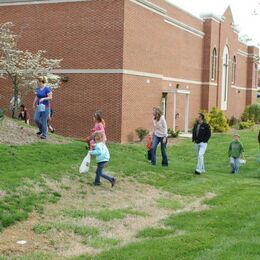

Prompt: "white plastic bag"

[239,159,246,165]
[79,151,91,174]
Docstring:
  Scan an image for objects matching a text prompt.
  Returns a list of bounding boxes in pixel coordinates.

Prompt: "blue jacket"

[90,142,110,163]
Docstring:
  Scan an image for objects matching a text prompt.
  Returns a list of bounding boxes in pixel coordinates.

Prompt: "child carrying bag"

[79,151,91,174]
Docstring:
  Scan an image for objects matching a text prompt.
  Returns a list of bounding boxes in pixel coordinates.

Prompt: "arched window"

[211,48,217,80]
[221,45,229,110]
[232,56,236,84]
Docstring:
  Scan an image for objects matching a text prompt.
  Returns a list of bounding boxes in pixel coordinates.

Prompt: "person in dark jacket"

[258,130,260,147]
[192,113,211,175]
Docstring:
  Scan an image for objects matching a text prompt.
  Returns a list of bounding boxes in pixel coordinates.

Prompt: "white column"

[184,94,190,134]
[173,92,177,131]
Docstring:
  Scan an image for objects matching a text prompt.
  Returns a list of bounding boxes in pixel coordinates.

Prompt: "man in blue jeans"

[192,113,211,175]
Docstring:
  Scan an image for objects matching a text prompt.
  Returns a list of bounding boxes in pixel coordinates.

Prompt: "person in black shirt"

[192,113,211,175]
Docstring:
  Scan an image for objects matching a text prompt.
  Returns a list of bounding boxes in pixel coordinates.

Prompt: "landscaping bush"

[228,116,240,127]
[0,108,4,119]
[241,103,260,123]
[209,107,229,132]
[135,128,149,141]
[238,120,255,129]
[167,128,180,138]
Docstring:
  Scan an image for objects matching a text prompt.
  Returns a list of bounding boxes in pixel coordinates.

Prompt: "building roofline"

[165,0,204,22]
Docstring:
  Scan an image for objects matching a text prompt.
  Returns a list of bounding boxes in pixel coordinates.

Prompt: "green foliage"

[239,120,255,129]
[209,107,229,132]
[137,228,175,238]
[241,103,260,123]
[33,224,52,234]
[63,208,147,222]
[135,128,149,141]
[0,108,4,119]
[228,116,240,127]
[167,128,180,138]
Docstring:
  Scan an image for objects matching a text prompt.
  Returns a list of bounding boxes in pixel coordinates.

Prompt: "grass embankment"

[0,127,259,259]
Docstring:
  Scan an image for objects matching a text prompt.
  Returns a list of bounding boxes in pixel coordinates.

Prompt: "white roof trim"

[231,85,258,91]
[129,0,166,17]
[52,68,217,86]
[165,0,204,22]
[0,0,88,6]
[164,89,191,94]
[238,49,257,58]
[164,16,205,38]
[200,13,224,23]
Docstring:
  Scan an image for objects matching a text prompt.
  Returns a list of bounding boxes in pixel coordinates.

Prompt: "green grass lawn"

[0,127,260,259]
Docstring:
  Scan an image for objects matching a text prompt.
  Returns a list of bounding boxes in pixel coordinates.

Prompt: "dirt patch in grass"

[0,176,216,258]
[0,117,71,145]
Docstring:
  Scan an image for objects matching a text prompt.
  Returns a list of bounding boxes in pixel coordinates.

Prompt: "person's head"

[197,113,205,123]
[153,107,163,121]
[93,111,103,123]
[20,104,25,110]
[37,76,48,86]
[233,134,240,141]
[148,131,153,137]
[93,131,104,143]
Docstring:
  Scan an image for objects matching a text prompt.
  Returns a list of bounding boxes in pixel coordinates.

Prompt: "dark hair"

[20,104,25,108]
[199,113,205,120]
[94,111,103,123]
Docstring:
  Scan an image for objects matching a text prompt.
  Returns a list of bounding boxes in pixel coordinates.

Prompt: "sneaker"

[231,171,235,174]
[94,182,101,186]
[194,170,200,175]
[111,178,116,187]
[40,135,46,139]
[36,131,42,135]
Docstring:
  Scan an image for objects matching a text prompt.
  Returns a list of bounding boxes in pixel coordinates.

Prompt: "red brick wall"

[0,0,124,141]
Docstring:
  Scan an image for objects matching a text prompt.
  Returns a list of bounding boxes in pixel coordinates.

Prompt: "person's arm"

[205,124,211,142]
[32,96,37,110]
[228,143,232,157]
[90,143,101,156]
[258,131,260,145]
[161,117,168,137]
[192,125,195,142]
[39,91,52,103]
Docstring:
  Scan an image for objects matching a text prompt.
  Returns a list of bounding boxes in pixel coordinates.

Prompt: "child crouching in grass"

[228,134,244,174]
[146,132,153,161]
[90,132,116,187]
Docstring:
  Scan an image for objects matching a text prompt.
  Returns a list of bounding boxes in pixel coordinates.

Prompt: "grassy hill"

[0,120,259,259]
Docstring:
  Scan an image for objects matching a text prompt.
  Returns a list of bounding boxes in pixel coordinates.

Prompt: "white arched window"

[221,45,229,110]
[232,56,236,84]
[211,48,217,80]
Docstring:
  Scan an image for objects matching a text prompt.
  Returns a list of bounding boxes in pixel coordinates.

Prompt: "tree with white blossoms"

[0,22,62,117]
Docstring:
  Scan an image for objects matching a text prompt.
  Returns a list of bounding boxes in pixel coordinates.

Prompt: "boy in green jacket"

[228,134,244,174]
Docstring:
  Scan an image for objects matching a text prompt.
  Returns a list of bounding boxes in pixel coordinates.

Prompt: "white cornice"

[238,49,257,59]
[164,16,205,38]
[231,85,258,91]
[0,0,88,6]
[165,0,204,22]
[200,13,224,23]
[52,68,217,87]
[129,0,166,17]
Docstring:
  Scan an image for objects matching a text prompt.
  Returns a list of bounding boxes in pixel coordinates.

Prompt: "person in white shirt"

[151,107,168,166]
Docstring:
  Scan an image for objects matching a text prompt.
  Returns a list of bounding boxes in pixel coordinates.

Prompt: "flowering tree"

[0,22,62,117]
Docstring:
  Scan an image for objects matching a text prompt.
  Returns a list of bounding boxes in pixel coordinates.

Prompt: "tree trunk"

[11,83,19,118]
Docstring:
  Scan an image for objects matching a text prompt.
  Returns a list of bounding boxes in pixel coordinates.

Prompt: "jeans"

[230,157,239,173]
[95,161,113,184]
[151,135,168,166]
[34,108,50,138]
[195,142,208,173]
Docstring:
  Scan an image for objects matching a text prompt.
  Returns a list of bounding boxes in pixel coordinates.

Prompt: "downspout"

[216,21,222,107]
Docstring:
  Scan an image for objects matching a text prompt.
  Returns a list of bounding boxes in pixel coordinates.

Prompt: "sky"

[168,0,260,46]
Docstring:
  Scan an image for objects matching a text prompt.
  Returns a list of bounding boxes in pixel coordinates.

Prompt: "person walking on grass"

[151,107,168,167]
[192,113,211,175]
[228,134,244,174]
[90,132,116,187]
[33,76,52,139]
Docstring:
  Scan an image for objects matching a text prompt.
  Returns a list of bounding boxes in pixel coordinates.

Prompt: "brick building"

[0,0,259,142]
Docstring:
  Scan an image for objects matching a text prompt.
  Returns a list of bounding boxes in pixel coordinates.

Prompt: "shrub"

[241,104,260,123]
[239,120,255,129]
[0,108,4,119]
[167,128,180,138]
[228,116,240,127]
[135,128,149,141]
[209,107,229,132]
